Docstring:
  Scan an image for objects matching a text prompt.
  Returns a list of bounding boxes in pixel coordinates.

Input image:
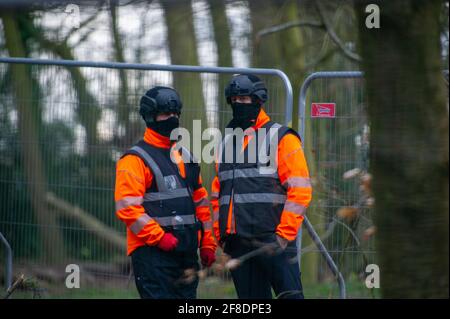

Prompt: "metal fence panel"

[0,57,292,299]
[298,72,377,299]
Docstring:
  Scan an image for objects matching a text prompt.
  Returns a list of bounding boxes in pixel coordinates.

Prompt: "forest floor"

[5,272,380,299]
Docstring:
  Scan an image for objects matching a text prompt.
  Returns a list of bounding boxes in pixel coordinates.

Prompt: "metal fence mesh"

[299,75,378,298]
[0,61,288,298]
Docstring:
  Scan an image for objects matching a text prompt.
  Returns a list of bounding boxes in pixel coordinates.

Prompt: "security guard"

[115,86,216,299]
[211,74,313,299]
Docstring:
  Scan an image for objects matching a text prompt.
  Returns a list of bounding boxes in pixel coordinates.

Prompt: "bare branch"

[302,47,338,71]
[256,20,324,41]
[70,26,97,47]
[315,0,361,63]
[117,0,153,6]
[3,274,24,299]
[63,11,101,44]
[254,2,361,64]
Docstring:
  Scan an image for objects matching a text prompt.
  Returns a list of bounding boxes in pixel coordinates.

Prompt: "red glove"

[157,233,178,251]
[200,248,216,267]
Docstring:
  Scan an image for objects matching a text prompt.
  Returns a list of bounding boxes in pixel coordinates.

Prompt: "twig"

[254,2,361,63]
[178,241,283,285]
[230,242,281,266]
[3,274,24,299]
[63,12,101,44]
[176,268,208,285]
[256,20,324,40]
[70,26,98,47]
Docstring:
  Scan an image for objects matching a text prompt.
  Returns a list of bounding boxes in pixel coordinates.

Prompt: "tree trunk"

[248,0,320,284]
[356,0,449,298]
[41,42,100,155]
[280,0,320,286]
[1,11,66,263]
[161,0,207,165]
[248,0,283,68]
[208,0,233,115]
[207,0,233,187]
[20,16,101,156]
[277,0,306,129]
[109,1,137,147]
[209,0,233,68]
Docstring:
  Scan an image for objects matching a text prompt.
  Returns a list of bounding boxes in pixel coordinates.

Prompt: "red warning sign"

[311,103,336,118]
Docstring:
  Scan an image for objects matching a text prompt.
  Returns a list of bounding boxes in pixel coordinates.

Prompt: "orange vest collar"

[251,108,271,130]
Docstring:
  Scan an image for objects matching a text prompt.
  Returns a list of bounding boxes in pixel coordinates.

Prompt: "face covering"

[231,102,261,129]
[147,116,180,138]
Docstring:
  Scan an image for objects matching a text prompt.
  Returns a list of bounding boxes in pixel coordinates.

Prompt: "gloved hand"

[200,248,216,267]
[157,232,179,251]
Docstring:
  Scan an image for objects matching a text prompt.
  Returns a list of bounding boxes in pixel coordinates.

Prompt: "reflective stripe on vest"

[219,193,286,205]
[144,188,190,201]
[219,195,230,206]
[131,145,193,202]
[217,133,233,170]
[180,146,197,164]
[130,145,168,191]
[153,214,197,227]
[127,144,196,227]
[218,167,278,182]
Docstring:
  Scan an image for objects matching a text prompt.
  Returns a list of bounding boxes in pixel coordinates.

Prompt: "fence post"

[0,232,12,293]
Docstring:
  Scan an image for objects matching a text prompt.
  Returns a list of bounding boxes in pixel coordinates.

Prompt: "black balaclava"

[231,100,261,129]
[147,116,180,138]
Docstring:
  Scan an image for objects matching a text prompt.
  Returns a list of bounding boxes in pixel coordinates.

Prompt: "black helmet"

[139,86,182,124]
[224,74,268,105]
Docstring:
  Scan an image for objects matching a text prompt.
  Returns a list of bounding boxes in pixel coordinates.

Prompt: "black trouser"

[224,235,304,299]
[131,245,199,299]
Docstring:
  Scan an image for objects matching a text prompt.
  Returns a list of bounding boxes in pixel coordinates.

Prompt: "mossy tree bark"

[356,0,449,297]
[2,11,66,262]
